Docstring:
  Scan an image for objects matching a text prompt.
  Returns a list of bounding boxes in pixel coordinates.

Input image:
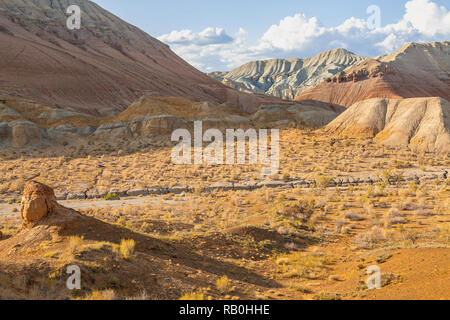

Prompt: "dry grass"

[119,239,135,260]
[0,130,448,300]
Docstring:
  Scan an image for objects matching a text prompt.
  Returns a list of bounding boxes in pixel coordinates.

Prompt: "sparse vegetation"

[119,239,135,260]
[0,129,448,300]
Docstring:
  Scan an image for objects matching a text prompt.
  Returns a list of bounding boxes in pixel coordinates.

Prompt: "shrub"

[408,182,418,193]
[353,227,385,249]
[415,209,433,217]
[345,212,365,221]
[104,193,120,201]
[116,217,126,226]
[314,292,341,300]
[316,175,333,189]
[85,290,116,300]
[119,239,135,260]
[380,170,392,184]
[68,236,84,255]
[283,200,315,223]
[384,208,406,227]
[180,291,205,300]
[283,252,333,280]
[216,275,231,293]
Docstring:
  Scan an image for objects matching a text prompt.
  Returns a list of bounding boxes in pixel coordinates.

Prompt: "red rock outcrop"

[296,42,450,107]
[20,181,59,227]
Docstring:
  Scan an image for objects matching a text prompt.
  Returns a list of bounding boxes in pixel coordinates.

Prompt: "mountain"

[296,42,450,107]
[0,0,286,116]
[323,97,450,153]
[209,49,366,100]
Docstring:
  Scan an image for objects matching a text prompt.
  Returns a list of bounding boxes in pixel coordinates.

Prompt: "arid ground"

[1,130,448,300]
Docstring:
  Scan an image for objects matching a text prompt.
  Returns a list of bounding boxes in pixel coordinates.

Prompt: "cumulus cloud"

[402,0,450,36]
[259,14,326,51]
[158,27,233,46]
[158,0,450,71]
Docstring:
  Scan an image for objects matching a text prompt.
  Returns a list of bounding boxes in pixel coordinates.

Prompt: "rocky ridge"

[297,41,450,106]
[209,48,366,100]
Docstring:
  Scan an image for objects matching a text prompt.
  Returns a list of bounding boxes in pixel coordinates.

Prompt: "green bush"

[104,193,120,201]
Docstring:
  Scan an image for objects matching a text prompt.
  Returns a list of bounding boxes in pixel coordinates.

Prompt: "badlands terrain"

[297,42,450,107]
[0,0,449,301]
[209,48,365,100]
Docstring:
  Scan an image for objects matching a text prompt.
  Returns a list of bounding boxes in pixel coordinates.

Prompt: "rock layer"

[0,96,345,147]
[323,97,450,153]
[210,49,365,100]
[0,0,286,116]
[297,42,450,107]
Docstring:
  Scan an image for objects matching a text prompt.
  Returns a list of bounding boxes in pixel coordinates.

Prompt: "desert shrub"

[104,193,120,201]
[126,290,150,300]
[119,239,135,260]
[381,273,402,287]
[384,208,406,227]
[439,224,450,243]
[282,252,333,280]
[116,217,126,226]
[84,290,116,300]
[414,209,433,217]
[287,283,312,293]
[282,173,291,181]
[408,182,418,194]
[283,200,315,223]
[314,292,341,300]
[180,291,204,300]
[216,275,231,293]
[380,170,392,184]
[67,236,84,255]
[353,227,385,249]
[345,212,365,221]
[316,175,333,189]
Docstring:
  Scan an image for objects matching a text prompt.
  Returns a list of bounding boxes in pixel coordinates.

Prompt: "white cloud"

[402,0,450,36]
[259,14,326,51]
[158,0,450,71]
[158,27,233,46]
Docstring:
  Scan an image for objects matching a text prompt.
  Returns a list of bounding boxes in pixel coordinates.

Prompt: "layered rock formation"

[297,42,450,107]
[209,49,366,100]
[0,0,286,116]
[0,96,345,147]
[323,97,450,153]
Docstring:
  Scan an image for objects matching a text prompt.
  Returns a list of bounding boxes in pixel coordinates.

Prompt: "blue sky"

[93,0,450,71]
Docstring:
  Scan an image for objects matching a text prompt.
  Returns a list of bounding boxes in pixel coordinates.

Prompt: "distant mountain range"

[297,41,450,107]
[210,42,450,107]
[209,48,365,100]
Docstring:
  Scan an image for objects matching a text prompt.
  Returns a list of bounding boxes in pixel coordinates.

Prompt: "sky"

[93,0,450,71]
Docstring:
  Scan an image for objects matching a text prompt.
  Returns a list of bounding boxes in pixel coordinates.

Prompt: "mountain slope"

[209,49,366,100]
[296,42,450,107]
[0,0,285,116]
[322,97,450,153]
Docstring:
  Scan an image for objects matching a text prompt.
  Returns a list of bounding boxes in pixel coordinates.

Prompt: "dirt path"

[0,195,172,217]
